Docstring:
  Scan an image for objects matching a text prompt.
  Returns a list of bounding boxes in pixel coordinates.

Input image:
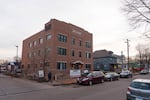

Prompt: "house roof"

[93,49,114,58]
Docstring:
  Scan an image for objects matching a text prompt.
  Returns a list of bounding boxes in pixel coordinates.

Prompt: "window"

[29,43,32,48]
[58,34,67,43]
[45,24,51,31]
[79,51,82,57]
[28,52,32,58]
[39,38,43,44]
[85,64,91,70]
[71,38,75,45]
[71,50,75,56]
[46,34,52,40]
[86,52,91,58]
[27,64,30,68]
[57,62,66,70]
[33,41,37,46]
[57,47,67,55]
[74,65,79,69]
[85,42,91,48]
[38,50,42,56]
[130,82,150,90]
[46,48,51,54]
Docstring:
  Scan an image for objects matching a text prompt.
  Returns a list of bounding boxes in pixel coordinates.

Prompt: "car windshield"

[130,82,150,90]
[81,73,89,77]
[87,73,93,77]
[106,73,113,75]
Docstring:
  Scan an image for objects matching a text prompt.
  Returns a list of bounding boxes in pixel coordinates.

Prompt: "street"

[0,74,150,100]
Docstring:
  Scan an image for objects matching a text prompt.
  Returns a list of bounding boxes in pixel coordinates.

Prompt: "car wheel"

[110,78,113,81]
[89,81,92,86]
[117,77,119,80]
[126,97,130,100]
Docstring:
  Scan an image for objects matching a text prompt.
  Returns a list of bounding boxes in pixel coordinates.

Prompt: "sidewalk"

[0,73,10,78]
[51,79,77,86]
[0,73,77,86]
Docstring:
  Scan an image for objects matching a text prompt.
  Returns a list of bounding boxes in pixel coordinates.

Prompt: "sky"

[0,0,149,60]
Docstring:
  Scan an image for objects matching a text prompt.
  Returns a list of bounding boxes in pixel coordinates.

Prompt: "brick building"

[22,19,93,80]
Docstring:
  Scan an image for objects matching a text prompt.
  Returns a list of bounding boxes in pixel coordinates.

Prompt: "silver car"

[127,79,150,100]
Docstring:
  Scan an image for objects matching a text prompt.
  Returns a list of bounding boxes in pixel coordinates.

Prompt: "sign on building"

[70,70,81,78]
[38,70,44,78]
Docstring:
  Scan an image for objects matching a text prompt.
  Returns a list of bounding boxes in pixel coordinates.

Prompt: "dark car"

[120,70,132,78]
[127,79,150,100]
[140,69,149,74]
[77,71,105,86]
[104,72,120,81]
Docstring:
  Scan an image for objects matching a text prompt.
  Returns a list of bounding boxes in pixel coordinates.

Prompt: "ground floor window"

[57,62,66,70]
[85,64,91,70]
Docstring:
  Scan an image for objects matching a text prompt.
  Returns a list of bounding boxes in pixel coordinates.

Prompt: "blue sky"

[0,0,148,60]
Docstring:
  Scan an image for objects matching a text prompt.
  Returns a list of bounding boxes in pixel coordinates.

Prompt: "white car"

[120,70,132,78]
[127,79,150,100]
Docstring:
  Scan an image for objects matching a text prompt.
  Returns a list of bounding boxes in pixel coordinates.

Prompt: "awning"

[71,60,84,65]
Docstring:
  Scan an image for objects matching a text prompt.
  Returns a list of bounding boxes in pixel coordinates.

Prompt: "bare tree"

[122,0,150,38]
[135,43,150,68]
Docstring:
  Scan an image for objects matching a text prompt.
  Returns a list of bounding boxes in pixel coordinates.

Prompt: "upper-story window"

[29,43,32,48]
[85,52,91,59]
[46,48,51,54]
[71,38,75,45]
[58,34,67,43]
[79,40,82,46]
[71,50,75,57]
[57,47,67,56]
[79,51,82,57]
[38,50,41,56]
[33,41,37,46]
[39,38,43,44]
[28,52,32,58]
[46,34,52,40]
[85,42,91,48]
[45,24,51,31]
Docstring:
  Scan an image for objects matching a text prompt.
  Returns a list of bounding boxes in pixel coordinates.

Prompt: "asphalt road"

[0,73,150,100]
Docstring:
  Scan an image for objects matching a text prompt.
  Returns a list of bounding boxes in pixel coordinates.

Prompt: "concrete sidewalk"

[51,79,77,86]
[0,73,77,86]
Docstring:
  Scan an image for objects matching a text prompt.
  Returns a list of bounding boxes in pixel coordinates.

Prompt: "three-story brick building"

[22,19,93,80]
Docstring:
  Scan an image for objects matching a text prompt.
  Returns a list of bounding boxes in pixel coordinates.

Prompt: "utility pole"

[121,51,124,69]
[125,39,130,70]
[16,45,18,62]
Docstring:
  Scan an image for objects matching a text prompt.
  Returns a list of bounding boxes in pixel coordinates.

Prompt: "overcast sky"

[0,0,149,60]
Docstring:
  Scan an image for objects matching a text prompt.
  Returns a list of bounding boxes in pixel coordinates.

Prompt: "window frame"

[57,62,67,70]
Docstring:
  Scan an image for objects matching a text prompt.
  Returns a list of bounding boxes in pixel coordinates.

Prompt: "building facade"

[22,19,93,80]
[93,50,125,73]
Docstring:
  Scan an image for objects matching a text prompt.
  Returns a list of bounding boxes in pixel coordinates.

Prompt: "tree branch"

[139,0,150,11]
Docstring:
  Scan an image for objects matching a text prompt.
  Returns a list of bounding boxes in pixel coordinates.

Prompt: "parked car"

[140,69,149,74]
[127,79,150,100]
[77,71,105,85]
[0,66,7,73]
[104,72,120,81]
[120,70,132,78]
